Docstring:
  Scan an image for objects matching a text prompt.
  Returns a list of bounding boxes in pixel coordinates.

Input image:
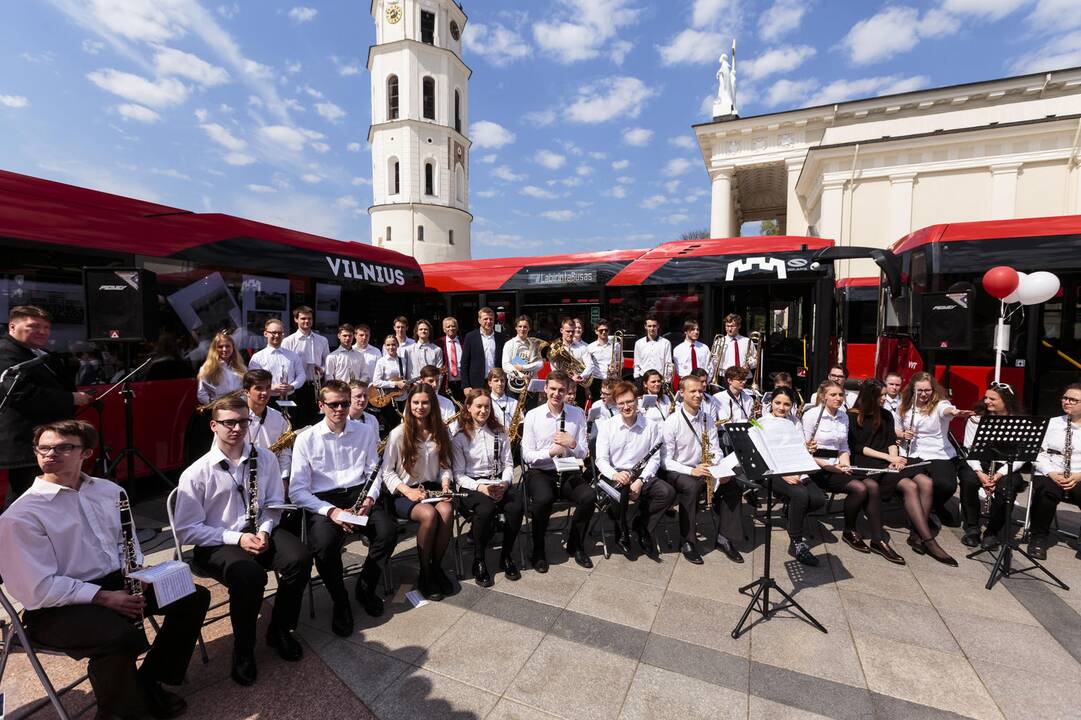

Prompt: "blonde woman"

[196,330,247,404]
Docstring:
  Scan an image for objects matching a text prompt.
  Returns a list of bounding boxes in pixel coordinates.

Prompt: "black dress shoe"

[355,577,385,617]
[573,550,594,568]
[331,600,354,637]
[1028,536,1050,560]
[473,559,494,587]
[266,625,303,662]
[418,571,444,601]
[716,541,744,564]
[635,527,660,561]
[980,532,1001,550]
[231,652,257,686]
[842,530,871,553]
[616,533,637,560]
[869,540,906,565]
[681,542,704,565]
[139,676,188,719]
[500,556,521,581]
[531,555,549,573]
[961,531,981,548]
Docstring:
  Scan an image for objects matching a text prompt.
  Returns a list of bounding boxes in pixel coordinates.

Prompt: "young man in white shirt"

[352,323,382,381]
[174,395,312,687]
[672,319,712,380]
[391,315,415,354]
[290,380,395,634]
[247,318,305,415]
[281,305,330,426]
[0,420,210,719]
[404,318,444,380]
[663,375,744,564]
[883,372,903,427]
[826,365,859,410]
[717,313,757,375]
[521,371,593,571]
[714,366,756,423]
[552,316,596,407]
[242,369,293,492]
[325,323,369,383]
[633,313,672,380]
[587,318,620,403]
[596,381,675,561]
[419,364,458,424]
[347,379,381,428]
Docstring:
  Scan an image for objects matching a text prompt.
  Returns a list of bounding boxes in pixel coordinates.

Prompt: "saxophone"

[117,489,144,627]
[700,422,716,506]
[508,377,529,443]
[268,415,298,453]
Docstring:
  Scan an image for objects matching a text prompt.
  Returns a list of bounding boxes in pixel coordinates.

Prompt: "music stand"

[965,415,1068,591]
[724,422,827,639]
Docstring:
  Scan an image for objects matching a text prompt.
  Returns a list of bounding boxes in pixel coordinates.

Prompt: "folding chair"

[0,582,87,720]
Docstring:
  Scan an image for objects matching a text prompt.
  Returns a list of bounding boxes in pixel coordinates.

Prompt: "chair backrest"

[165,487,186,563]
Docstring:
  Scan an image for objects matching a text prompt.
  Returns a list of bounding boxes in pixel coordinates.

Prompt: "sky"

[0,0,1078,260]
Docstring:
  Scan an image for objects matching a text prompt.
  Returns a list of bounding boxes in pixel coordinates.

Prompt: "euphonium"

[708,334,727,387]
[508,337,546,393]
[547,338,585,377]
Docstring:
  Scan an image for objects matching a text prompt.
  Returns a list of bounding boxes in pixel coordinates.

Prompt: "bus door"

[1036,275,1081,414]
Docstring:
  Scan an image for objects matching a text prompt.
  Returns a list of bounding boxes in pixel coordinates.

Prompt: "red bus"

[835,277,880,379]
[0,169,423,485]
[818,215,1081,415]
[420,236,838,394]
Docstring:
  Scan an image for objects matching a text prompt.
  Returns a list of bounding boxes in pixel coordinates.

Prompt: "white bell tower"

[369,0,472,263]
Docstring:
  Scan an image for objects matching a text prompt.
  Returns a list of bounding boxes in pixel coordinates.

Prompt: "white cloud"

[692,0,736,27]
[664,213,691,225]
[285,60,302,74]
[82,38,105,54]
[542,209,577,221]
[669,136,696,149]
[479,153,498,164]
[662,158,695,177]
[247,184,276,193]
[87,69,188,107]
[301,173,323,184]
[258,124,324,152]
[471,120,516,149]
[575,164,593,176]
[330,56,361,76]
[0,95,29,109]
[657,29,726,66]
[622,127,653,146]
[117,102,158,122]
[336,195,360,211]
[664,180,681,194]
[807,75,929,106]
[218,4,239,19]
[346,142,362,152]
[942,0,1028,21]
[522,185,557,199]
[84,0,187,42]
[843,6,960,65]
[1011,30,1081,74]
[759,0,808,42]
[315,101,345,123]
[533,0,642,64]
[150,167,190,180]
[611,159,630,170]
[310,141,329,153]
[288,6,317,23]
[200,123,246,151]
[765,78,818,107]
[224,152,255,165]
[643,195,667,209]
[302,85,323,99]
[1027,0,1081,31]
[475,190,499,198]
[464,23,533,66]
[566,76,656,124]
[351,177,371,186]
[153,46,230,86]
[492,165,526,182]
[604,186,628,199]
[741,45,816,82]
[616,176,634,184]
[524,109,557,127]
[608,40,633,65]
[535,150,566,170]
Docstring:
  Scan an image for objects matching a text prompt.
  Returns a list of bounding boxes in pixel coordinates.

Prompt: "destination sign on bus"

[527,270,598,286]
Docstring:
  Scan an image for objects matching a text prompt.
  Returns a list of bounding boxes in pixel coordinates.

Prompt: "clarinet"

[596,441,664,511]
[117,489,144,627]
[245,443,259,533]
[806,405,825,454]
[1064,417,1074,476]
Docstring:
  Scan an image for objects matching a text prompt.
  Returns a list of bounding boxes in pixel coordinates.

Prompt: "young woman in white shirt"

[1027,382,1081,560]
[382,383,455,601]
[372,335,408,431]
[196,330,247,404]
[638,369,673,425]
[452,389,522,586]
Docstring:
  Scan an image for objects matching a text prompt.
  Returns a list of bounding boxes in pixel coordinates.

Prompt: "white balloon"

[1016,271,1061,306]
[1002,272,1027,304]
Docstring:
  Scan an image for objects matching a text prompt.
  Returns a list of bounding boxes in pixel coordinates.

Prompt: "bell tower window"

[425,162,435,196]
[422,77,435,120]
[387,75,399,120]
[454,90,461,133]
[420,11,435,45]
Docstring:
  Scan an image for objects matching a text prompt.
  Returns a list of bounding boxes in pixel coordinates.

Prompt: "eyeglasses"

[33,443,83,456]
[1062,396,1081,405]
[323,400,352,410]
[265,331,284,336]
[214,418,252,429]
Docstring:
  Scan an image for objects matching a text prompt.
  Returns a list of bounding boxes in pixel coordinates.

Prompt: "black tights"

[896,474,934,540]
[815,472,885,541]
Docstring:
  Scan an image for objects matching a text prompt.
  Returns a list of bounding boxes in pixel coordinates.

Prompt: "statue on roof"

[714,39,738,119]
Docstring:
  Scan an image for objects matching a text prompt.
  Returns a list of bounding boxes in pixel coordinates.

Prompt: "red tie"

[690,345,698,371]
[449,340,458,376]
[733,339,740,368]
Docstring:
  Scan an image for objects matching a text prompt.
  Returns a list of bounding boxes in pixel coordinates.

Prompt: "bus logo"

[725,257,787,281]
[325,257,407,286]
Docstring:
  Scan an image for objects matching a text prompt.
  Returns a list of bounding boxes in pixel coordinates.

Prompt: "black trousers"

[308,487,398,603]
[193,527,311,655]
[1029,474,1081,537]
[607,477,676,535]
[905,457,959,516]
[769,477,827,540]
[526,469,595,555]
[458,486,525,557]
[24,572,211,717]
[664,472,744,544]
[958,464,1025,536]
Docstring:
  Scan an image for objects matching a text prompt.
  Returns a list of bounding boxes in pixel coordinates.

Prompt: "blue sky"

[1,1,1078,259]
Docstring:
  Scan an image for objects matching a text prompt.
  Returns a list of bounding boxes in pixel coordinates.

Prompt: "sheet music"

[129,561,196,607]
[554,457,584,473]
[709,452,741,483]
[335,511,370,526]
[749,426,819,475]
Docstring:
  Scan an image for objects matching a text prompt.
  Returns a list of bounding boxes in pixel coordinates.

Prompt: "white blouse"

[799,405,850,464]
[197,368,243,404]
[381,425,453,493]
[452,425,513,489]
[902,400,956,460]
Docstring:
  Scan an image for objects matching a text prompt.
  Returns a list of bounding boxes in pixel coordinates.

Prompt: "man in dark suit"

[1,305,94,508]
[436,315,464,402]
[459,307,507,391]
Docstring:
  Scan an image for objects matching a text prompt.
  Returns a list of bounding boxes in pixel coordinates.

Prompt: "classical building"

[368,0,472,262]
[694,66,1081,278]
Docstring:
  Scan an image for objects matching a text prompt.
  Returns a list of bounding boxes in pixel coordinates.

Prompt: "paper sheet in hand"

[553,457,583,473]
[129,561,195,607]
[748,426,819,475]
[276,399,297,407]
[527,378,547,393]
[597,479,621,501]
[709,452,741,488]
[335,511,369,526]
[640,395,658,409]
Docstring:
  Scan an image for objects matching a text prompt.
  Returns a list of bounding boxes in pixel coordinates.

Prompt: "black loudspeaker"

[918,291,972,351]
[84,268,158,342]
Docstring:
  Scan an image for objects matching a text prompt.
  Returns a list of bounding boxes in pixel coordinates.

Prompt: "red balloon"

[982,266,1019,300]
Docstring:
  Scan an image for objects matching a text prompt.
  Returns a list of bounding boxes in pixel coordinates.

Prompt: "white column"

[784,157,808,236]
[710,165,736,239]
[989,162,1022,220]
[818,179,845,244]
[888,172,916,241]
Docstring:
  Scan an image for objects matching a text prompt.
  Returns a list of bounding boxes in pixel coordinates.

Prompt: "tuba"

[607,331,624,380]
[547,338,585,377]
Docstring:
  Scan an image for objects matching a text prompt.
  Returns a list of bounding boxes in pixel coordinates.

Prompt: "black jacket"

[0,335,76,468]
[459,329,507,390]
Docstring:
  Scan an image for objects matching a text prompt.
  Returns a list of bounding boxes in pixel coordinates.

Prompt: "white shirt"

[799,406,850,463]
[354,344,383,377]
[964,415,1024,474]
[372,354,408,389]
[883,394,902,423]
[521,403,588,470]
[587,339,615,381]
[596,413,664,484]
[404,342,444,379]
[248,345,305,393]
[381,425,453,493]
[502,337,544,377]
[290,417,380,515]
[761,392,798,422]
[325,346,371,383]
[490,393,518,429]
[672,340,712,378]
[713,389,754,422]
[633,336,672,378]
[247,405,292,480]
[282,330,330,381]
[718,334,757,372]
[0,475,141,610]
[443,336,463,381]
[452,425,513,489]
[640,394,674,426]
[197,368,243,405]
[437,394,457,424]
[663,406,723,475]
[901,400,956,460]
[1036,415,1081,476]
[174,442,283,547]
[480,330,497,376]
